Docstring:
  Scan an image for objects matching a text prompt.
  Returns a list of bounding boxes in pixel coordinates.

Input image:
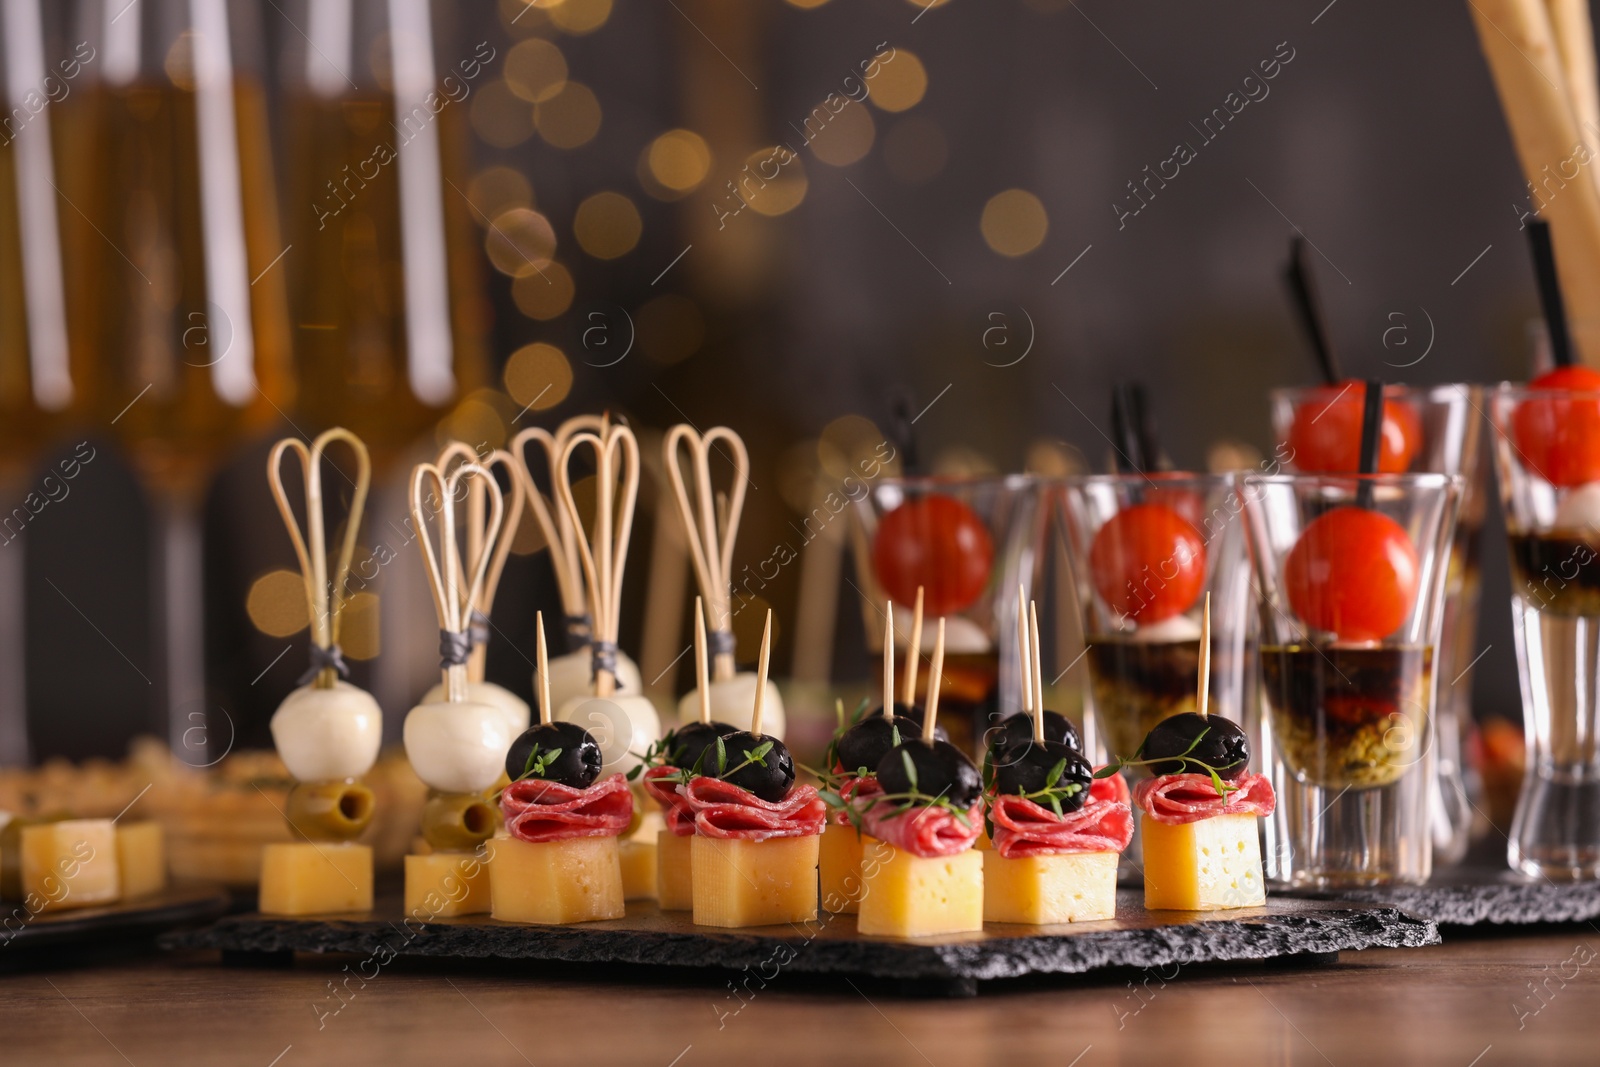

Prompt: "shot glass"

[1490,383,1600,880]
[847,475,1045,756]
[1270,384,1488,864]
[1056,474,1252,768]
[1243,472,1461,887]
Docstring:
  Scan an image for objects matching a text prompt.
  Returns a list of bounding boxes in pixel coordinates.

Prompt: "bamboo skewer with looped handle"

[511,416,644,704]
[663,424,749,681]
[267,428,372,691]
[511,415,606,649]
[410,461,505,704]
[557,423,639,698]
[434,443,526,684]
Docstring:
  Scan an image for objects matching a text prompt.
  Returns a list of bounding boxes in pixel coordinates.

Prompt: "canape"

[982,598,1132,924]
[855,619,986,938]
[817,591,946,913]
[1106,595,1276,911]
[491,612,631,924]
[674,610,823,928]
[401,458,512,918]
[638,597,738,910]
[260,429,382,916]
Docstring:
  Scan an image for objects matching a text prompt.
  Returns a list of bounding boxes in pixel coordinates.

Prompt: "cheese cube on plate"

[489,836,625,924]
[983,850,1118,924]
[857,841,982,938]
[691,835,818,928]
[259,842,373,915]
[1141,812,1265,911]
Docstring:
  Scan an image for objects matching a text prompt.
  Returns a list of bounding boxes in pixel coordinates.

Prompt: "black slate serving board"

[1307,867,1600,927]
[160,893,1438,997]
[2,883,230,953]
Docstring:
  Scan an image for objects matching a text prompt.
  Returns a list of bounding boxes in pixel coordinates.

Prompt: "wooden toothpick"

[1030,601,1045,744]
[923,618,945,743]
[664,424,750,682]
[882,601,896,720]
[1196,591,1212,719]
[1017,584,1032,720]
[902,586,924,707]
[751,609,772,737]
[695,596,711,725]
[536,611,551,726]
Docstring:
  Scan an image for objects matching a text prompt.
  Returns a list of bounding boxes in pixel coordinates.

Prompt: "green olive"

[421,791,499,852]
[285,780,375,842]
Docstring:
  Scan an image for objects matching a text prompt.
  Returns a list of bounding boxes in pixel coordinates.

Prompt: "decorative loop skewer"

[663,424,749,680]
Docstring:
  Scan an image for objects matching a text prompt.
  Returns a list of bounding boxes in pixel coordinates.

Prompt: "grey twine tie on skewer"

[436,442,526,681]
[555,420,640,697]
[663,424,750,681]
[266,429,372,691]
[511,417,620,662]
[409,460,505,703]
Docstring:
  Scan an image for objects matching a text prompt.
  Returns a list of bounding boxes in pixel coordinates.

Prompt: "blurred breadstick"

[1547,0,1600,151]
[1470,0,1600,360]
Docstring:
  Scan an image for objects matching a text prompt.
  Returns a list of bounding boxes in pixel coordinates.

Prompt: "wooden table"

[0,933,1594,1065]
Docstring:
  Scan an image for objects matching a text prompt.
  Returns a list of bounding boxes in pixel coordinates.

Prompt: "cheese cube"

[656,830,693,910]
[489,836,625,924]
[982,850,1118,924]
[1141,813,1265,911]
[818,823,867,914]
[21,819,120,912]
[259,842,373,915]
[404,851,491,917]
[691,835,819,928]
[619,838,658,901]
[857,841,983,937]
[115,822,167,900]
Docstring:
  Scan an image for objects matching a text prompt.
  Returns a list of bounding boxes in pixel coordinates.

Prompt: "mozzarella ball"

[271,681,383,781]
[889,605,991,654]
[1128,613,1204,643]
[404,700,512,794]
[554,693,660,779]
[1555,482,1600,531]
[539,647,645,713]
[675,673,787,739]
[421,679,530,738]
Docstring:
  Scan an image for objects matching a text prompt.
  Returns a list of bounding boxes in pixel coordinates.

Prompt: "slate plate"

[1306,867,1600,927]
[160,893,1438,997]
[2,883,231,952]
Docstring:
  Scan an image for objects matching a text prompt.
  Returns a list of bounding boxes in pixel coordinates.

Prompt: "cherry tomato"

[872,494,993,616]
[1285,381,1420,474]
[1284,506,1419,642]
[1511,365,1600,487]
[1088,503,1206,624]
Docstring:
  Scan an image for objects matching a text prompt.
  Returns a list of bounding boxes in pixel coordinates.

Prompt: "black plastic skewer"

[1111,383,1143,474]
[1527,220,1576,369]
[1356,379,1383,510]
[1130,382,1163,473]
[1284,236,1343,385]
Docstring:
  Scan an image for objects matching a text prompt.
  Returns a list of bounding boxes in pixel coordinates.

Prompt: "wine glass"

[0,0,81,764]
[73,0,293,751]
[276,0,488,716]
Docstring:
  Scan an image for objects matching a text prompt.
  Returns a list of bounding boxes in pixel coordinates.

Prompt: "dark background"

[13,0,1540,760]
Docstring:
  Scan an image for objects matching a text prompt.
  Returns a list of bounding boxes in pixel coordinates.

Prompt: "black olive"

[666,720,740,774]
[875,738,982,809]
[505,721,603,789]
[984,710,1081,766]
[1140,713,1250,780]
[835,704,948,773]
[993,742,1093,812]
[716,731,795,802]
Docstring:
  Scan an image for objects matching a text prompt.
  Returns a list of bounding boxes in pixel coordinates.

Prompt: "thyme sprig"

[644,734,775,789]
[1093,725,1242,798]
[518,743,563,782]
